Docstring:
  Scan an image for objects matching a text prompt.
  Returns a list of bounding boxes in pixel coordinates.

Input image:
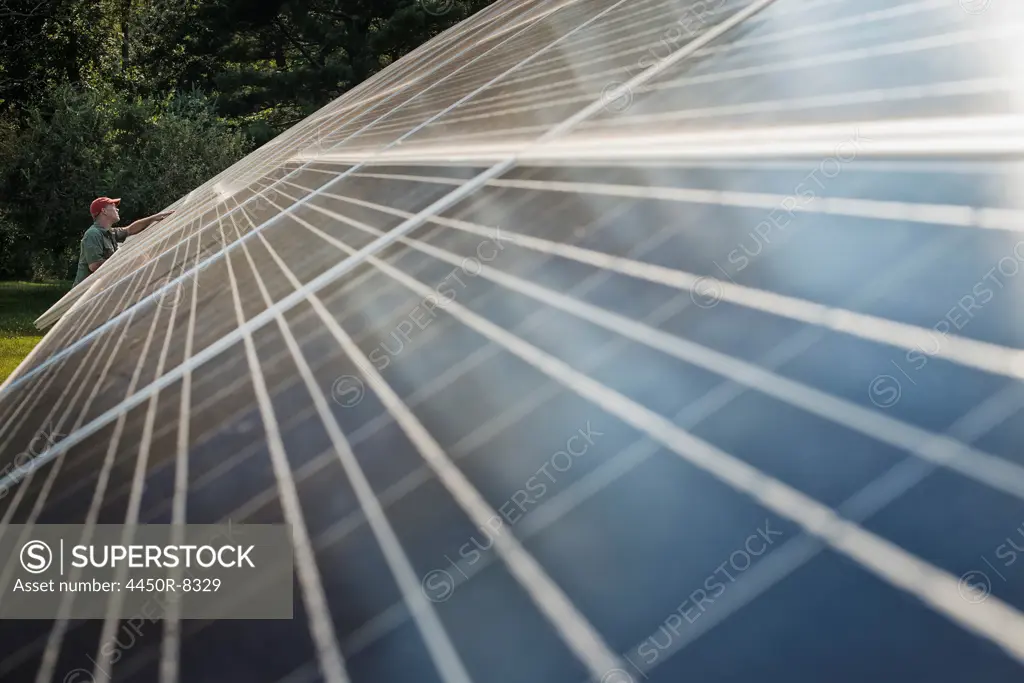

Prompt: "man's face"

[102,203,119,223]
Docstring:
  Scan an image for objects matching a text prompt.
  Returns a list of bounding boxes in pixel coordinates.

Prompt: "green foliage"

[0,0,109,110]
[0,281,71,336]
[0,281,71,383]
[0,0,497,279]
[0,83,252,279]
[123,0,493,141]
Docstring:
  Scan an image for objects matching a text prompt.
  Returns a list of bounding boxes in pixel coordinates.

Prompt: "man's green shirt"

[74,223,129,286]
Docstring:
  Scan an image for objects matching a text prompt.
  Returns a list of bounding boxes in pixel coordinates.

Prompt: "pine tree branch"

[273,17,322,69]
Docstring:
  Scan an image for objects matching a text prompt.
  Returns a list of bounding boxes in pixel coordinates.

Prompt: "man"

[73,197,173,286]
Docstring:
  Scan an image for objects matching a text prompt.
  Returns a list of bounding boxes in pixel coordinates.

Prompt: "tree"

[0,84,252,279]
[0,0,499,278]
[0,0,112,112]
[127,0,492,141]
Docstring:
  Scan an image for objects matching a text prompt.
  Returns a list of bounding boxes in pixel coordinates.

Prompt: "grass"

[0,281,72,384]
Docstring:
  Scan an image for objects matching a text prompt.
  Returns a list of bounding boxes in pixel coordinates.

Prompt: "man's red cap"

[90,197,120,218]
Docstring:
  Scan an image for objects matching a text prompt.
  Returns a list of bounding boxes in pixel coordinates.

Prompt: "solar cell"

[2,0,1024,681]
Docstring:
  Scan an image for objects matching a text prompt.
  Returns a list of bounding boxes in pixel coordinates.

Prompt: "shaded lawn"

[0,281,71,383]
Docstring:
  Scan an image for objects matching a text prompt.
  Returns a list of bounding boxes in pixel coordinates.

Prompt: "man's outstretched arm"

[123,210,174,236]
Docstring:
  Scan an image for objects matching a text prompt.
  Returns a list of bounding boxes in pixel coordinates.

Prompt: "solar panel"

[2,0,1024,681]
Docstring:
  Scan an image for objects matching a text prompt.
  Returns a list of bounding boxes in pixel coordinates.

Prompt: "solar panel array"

[2,0,1024,681]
